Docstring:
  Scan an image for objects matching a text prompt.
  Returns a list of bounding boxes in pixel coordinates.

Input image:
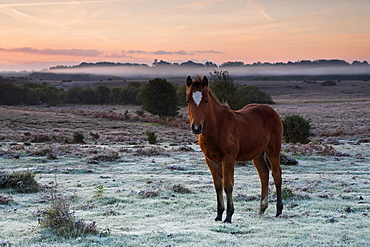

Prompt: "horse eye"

[186,100,189,104]
[205,100,209,103]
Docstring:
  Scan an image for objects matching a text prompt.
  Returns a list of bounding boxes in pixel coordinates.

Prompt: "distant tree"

[209,70,237,108]
[233,85,274,109]
[95,85,111,104]
[110,87,122,104]
[220,61,244,67]
[120,86,141,105]
[79,86,96,104]
[176,84,187,107]
[127,81,142,88]
[64,87,83,103]
[0,81,28,105]
[20,82,62,105]
[140,78,178,124]
[204,61,218,67]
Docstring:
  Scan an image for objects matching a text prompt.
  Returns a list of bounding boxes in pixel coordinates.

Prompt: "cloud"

[0,0,127,8]
[104,51,132,58]
[246,0,274,22]
[1,47,102,57]
[196,50,223,54]
[125,50,149,54]
[152,50,194,55]
[123,49,222,56]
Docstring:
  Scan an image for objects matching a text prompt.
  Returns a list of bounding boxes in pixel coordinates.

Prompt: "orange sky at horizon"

[1,0,370,71]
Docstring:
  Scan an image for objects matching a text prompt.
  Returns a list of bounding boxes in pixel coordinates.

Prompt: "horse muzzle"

[191,124,203,134]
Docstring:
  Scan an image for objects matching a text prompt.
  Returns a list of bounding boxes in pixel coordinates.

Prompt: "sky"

[0,0,369,71]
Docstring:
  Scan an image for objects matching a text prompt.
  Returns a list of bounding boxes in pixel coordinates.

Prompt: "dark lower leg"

[215,188,224,221]
[223,187,234,223]
[275,183,283,216]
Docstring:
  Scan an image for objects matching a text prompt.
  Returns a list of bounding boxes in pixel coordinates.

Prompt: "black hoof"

[214,216,222,221]
[223,216,232,223]
[276,204,283,217]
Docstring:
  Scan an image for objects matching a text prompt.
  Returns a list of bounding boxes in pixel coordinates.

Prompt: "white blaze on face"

[192,91,203,106]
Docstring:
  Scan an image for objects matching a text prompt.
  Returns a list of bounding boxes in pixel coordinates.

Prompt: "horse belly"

[236,135,268,161]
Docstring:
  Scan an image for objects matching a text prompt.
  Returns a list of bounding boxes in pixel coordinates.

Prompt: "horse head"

[186,75,210,134]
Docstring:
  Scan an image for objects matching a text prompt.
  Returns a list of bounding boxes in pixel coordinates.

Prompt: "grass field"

[1,136,369,246]
[1,79,369,246]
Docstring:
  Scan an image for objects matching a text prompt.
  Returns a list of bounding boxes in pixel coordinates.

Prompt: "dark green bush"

[140,78,179,123]
[233,85,274,109]
[73,131,85,144]
[146,130,157,144]
[282,114,311,144]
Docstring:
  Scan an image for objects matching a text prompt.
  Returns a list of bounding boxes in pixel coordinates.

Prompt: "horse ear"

[186,76,193,87]
[202,76,209,87]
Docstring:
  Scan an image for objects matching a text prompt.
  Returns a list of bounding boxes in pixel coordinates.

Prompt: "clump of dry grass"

[30,132,53,143]
[88,150,120,162]
[134,146,167,156]
[172,184,192,194]
[0,170,39,193]
[38,193,99,238]
[139,190,158,198]
[0,194,13,205]
[282,142,350,156]
[0,151,20,159]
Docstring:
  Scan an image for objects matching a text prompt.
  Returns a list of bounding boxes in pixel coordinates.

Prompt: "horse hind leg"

[252,153,270,215]
[265,150,283,217]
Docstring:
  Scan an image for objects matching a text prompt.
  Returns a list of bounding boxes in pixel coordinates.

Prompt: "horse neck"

[202,93,227,138]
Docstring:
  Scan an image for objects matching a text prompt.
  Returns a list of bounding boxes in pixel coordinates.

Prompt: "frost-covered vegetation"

[0,139,369,246]
[0,78,369,246]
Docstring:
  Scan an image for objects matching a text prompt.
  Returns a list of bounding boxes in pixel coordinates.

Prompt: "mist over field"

[41,65,370,78]
[15,59,367,82]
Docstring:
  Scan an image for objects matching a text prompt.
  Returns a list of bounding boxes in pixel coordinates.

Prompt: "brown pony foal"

[186,75,283,223]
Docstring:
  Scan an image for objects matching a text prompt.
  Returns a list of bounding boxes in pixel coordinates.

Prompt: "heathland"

[0,77,369,246]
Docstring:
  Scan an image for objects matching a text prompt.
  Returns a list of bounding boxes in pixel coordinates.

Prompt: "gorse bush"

[73,131,85,144]
[282,114,311,144]
[146,130,157,144]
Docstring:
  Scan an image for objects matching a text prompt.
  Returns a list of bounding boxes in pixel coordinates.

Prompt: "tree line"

[0,71,273,122]
[49,59,369,70]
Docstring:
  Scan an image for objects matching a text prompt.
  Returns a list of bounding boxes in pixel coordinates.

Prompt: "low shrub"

[88,151,120,162]
[0,170,39,193]
[38,195,99,238]
[93,185,105,197]
[172,184,192,194]
[146,130,157,144]
[282,114,311,144]
[73,131,85,144]
[134,146,167,156]
[0,194,13,205]
[89,132,100,140]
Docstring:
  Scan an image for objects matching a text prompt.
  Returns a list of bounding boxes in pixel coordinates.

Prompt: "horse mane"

[192,75,230,109]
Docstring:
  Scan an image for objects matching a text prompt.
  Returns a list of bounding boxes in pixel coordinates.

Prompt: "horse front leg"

[222,156,235,223]
[206,159,224,221]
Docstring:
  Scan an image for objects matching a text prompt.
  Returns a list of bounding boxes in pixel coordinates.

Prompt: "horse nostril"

[191,124,202,134]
